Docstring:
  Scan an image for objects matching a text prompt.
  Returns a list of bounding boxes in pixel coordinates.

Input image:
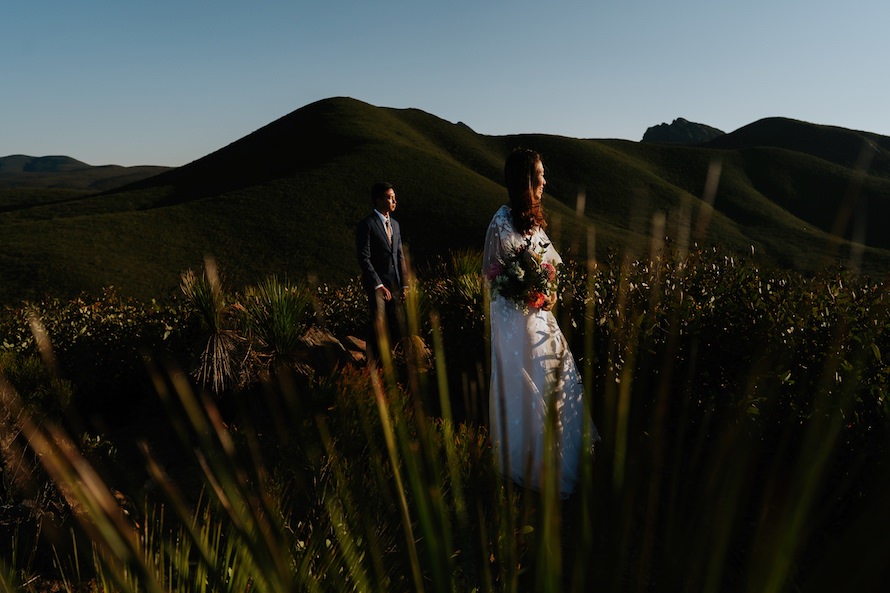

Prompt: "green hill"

[0,154,171,192]
[1,97,889,305]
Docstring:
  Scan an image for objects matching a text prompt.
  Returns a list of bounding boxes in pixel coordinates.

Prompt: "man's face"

[376,188,397,215]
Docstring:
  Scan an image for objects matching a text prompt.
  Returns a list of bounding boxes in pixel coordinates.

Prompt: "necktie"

[385,218,392,243]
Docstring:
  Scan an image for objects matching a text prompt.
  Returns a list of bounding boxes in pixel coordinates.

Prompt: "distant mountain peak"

[0,154,89,173]
[642,118,725,144]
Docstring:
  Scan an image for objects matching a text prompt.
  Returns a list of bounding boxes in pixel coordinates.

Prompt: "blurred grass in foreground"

[1,238,889,592]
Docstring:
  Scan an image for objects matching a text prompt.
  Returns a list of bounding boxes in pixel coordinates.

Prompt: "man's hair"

[371,182,394,204]
[504,148,546,234]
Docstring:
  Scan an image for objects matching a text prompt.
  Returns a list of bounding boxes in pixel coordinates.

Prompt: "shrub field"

[1,244,888,592]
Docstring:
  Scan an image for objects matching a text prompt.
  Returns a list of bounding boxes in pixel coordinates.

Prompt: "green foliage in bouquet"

[486,237,560,313]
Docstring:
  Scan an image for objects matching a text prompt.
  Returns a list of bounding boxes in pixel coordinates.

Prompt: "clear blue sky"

[2,0,886,167]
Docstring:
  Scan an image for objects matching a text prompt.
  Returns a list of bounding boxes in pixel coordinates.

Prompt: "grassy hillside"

[0,154,171,192]
[1,97,889,305]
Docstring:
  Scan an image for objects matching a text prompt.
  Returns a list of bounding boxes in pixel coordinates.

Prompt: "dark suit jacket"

[356,211,406,294]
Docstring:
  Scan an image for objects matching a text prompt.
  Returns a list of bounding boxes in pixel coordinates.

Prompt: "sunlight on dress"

[484,204,599,498]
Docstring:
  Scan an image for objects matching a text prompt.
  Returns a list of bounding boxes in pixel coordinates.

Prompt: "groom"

[356,182,408,359]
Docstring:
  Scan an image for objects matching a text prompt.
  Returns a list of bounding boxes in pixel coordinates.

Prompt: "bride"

[483,148,598,498]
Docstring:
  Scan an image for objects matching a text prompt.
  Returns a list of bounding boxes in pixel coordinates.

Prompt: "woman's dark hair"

[504,148,546,235]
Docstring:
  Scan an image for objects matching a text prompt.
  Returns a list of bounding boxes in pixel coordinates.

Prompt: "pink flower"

[541,262,556,282]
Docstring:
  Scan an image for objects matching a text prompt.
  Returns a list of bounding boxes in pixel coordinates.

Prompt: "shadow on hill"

[121,98,398,205]
[706,117,890,176]
[703,118,890,253]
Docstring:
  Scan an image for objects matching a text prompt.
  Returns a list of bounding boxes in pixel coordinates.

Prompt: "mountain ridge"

[0,155,90,173]
[0,154,172,192]
[705,117,890,174]
[1,97,888,304]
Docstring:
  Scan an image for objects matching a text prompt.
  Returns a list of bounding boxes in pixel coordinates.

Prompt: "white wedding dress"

[484,204,598,497]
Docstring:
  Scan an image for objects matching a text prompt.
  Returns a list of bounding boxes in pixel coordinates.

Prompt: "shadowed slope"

[0,155,170,196]
[706,117,890,174]
[703,117,890,251]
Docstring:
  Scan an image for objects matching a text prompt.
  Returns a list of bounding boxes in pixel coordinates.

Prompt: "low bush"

[0,244,888,591]
[0,288,194,418]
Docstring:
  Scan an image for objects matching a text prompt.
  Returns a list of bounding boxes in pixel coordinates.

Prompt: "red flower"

[529,291,547,309]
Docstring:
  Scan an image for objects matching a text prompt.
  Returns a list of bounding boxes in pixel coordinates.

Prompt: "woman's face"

[532,159,546,202]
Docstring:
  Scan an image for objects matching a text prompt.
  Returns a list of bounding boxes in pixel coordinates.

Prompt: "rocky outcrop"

[643,118,725,144]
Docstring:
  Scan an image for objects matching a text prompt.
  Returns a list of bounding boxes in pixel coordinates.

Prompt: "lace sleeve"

[483,205,520,274]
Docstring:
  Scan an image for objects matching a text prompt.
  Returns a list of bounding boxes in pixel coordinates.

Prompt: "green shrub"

[0,289,192,417]
[1,245,889,592]
[421,249,485,335]
[181,266,333,392]
[314,277,368,339]
[238,275,315,369]
[418,250,487,420]
[0,351,73,419]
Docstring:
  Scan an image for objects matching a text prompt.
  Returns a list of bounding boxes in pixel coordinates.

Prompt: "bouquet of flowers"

[486,237,560,313]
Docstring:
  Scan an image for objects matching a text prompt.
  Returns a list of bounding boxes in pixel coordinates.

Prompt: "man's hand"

[376,286,393,301]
